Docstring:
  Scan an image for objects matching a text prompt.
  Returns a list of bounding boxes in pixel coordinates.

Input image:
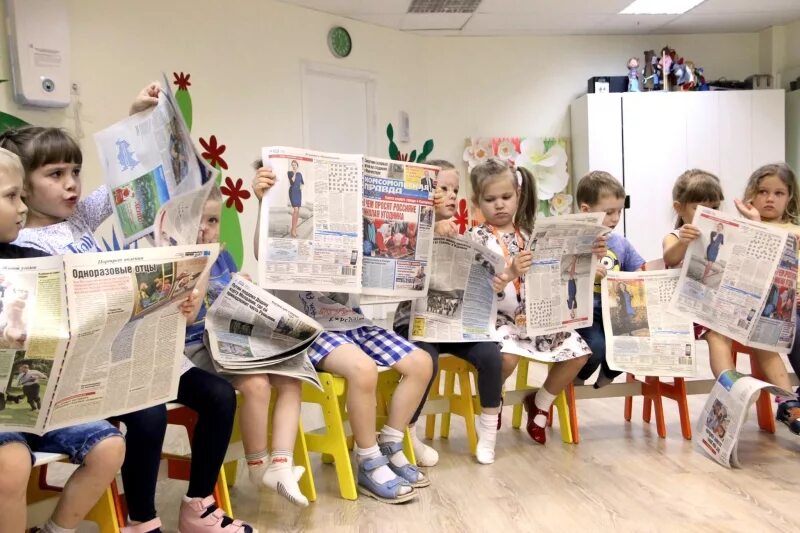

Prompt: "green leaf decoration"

[389,140,400,160]
[215,169,245,269]
[418,139,434,162]
[0,111,29,133]
[175,89,193,131]
[409,150,417,163]
[386,123,394,141]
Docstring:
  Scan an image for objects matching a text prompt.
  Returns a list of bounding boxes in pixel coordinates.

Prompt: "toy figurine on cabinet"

[627,57,640,92]
[642,50,657,90]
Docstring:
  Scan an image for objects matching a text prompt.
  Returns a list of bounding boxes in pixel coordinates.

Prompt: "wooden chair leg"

[440,369,456,439]
[624,373,635,422]
[567,383,580,444]
[511,359,530,429]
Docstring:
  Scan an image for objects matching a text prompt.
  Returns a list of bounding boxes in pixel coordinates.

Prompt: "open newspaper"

[0,245,218,435]
[603,270,697,377]
[409,236,505,342]
[362,157,436,298]
[204,276,322,389]
[696,370,793,468]
[526,212,608,336]
[94,74,214,245]
[259,147,364,293]
[154,179,216,246]
[670,206,797,351]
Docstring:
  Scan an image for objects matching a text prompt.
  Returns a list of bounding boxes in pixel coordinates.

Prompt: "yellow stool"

[301,369,416,500]
[222,393,316,503]
[509,358,574,444]
[425,356,482,455]
[26,452,123,532]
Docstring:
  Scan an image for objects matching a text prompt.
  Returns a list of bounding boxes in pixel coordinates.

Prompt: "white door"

[301,62,376,155]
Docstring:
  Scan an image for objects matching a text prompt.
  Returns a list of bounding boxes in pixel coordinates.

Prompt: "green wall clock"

[328,26,352,58]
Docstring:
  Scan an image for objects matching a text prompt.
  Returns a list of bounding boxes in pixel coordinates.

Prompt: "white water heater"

[5,0,70,107]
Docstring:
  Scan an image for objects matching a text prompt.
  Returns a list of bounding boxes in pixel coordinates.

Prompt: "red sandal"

[522,392,548,444]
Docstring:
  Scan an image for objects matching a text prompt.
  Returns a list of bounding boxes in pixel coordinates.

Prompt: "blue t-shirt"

[185,249,238,345]
[594,233,645,305]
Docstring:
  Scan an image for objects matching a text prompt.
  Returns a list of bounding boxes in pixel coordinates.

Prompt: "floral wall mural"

[463,136,572,229]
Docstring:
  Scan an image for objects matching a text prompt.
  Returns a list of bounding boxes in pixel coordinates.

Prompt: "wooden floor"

[150,392,800,533]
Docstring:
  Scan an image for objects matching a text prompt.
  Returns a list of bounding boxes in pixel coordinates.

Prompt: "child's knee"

[0,443,32,495]
[84,435,125,472]
[346,358,378,392]
[398,349,433,379]
[236,374,272,403]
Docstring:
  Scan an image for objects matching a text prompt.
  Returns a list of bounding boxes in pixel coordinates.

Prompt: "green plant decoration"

[386,122,434,163]
[0,111,28,133]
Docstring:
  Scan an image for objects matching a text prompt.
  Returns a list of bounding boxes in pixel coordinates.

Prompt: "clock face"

[328,27,352,58]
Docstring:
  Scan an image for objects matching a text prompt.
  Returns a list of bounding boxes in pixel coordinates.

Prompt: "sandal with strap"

[121,518,162,533]
[777,399,800,435]
[522,391,548,445]
[357,455,417,504]
[178,495,257,533]
[379,440,430,487]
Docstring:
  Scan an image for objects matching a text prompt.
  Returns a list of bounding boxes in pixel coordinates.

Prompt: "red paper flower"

[454,198,470,235]
[173,72,191,91]
[221,177,251,213]
[199,135,228,170]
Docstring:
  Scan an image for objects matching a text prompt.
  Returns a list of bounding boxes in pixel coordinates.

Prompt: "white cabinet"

[570,90,786,261]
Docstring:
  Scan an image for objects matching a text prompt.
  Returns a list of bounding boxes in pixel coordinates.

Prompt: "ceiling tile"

[400,13,472,30]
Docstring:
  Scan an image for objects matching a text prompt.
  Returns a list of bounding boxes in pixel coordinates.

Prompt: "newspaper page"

[273,291,371,332]
[603,270,697,377]
[526,212,609,336]
[670,206,795,351]
[259,147,363,293]
[409,236,505,342]
[696,370,793,468]
[43,244,218,431]
[154,179,216,246]
[361,157,436,298]
[0,256,70,434]
[94,80,212,245]
[204,276,322,389]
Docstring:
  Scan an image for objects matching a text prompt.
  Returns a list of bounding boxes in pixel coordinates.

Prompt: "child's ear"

[578,203,591,213]
[672,200,681,212]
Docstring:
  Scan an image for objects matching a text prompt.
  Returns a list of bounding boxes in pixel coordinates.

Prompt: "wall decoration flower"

[462,138,492,170]
[494,138,519,161]
[199,135,228,170]
[221,177,251,213]
[514,138,569,200]
[173,72,191,90]
[549,192,573,216]
[454,198,471,235]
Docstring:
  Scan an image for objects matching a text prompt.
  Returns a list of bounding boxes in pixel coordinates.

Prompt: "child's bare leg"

[318,345,412,497]
[264,375,307,506]
[386,349,432,431]
[754,349,793,391]
[52,436,125,529]
[523,355,588,444]
[501,353,520,382]
[706,331,734,377]
[0,442,31,532]
[542,355,588,397]
[234,374,270,456]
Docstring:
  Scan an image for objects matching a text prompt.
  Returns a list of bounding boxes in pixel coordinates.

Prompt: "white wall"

[0,0,766,272]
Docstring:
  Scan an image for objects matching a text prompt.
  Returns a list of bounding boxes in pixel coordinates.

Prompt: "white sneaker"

[409,424,439,466]
[475,421,497,465]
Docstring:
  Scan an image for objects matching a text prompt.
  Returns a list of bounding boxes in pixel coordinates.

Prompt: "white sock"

[534,389,556,428]
[246,449,269,486]
[262,450,309,507]
[357,443,410,492]
[42,519,76,533]
[408,423,439,467]
[476,413,498,464]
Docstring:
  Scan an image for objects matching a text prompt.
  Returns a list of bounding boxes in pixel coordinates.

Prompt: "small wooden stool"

[731,342,776,433]
[623,375,692,439]
[510,358,576,444]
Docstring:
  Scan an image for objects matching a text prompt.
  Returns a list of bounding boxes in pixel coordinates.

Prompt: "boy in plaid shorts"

[253,172,433,505]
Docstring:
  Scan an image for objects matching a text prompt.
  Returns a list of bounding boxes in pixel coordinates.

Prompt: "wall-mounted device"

[5,0,70,107]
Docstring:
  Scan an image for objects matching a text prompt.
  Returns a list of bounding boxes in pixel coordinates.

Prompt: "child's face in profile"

[0,168,28,242]
[198,199,222,244]
[27,161,82,222]
[582,193,625,230]
[676,200,720,227]
[435,170,459,219]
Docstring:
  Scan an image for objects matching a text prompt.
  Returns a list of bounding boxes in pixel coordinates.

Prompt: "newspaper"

[696,369,793,468]
[154,179,216,246]
[525,212,609,336]
[670,207,797,351]
[94,75,214,245]
[203,276,322,389]
[409,236,505,342]
[362,157,436,298]
[259,147,364,293]
[602,270,697,377]
[0,245,218,435]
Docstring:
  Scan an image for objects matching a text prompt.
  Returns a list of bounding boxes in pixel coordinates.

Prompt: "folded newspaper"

[670,206,798,352]
[94,73,215,245]
[603,270,697,377]
[526,212,609,337]
[0,244,218,435]
[258,147,436,298]
[410,236,505,342]
[203,276,322,390]
[696,370,793,468]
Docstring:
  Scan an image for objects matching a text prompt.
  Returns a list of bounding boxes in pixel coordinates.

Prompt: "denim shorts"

[0,420,122,465]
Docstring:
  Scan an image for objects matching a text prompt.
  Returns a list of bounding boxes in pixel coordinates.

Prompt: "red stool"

[623,375,692,440]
